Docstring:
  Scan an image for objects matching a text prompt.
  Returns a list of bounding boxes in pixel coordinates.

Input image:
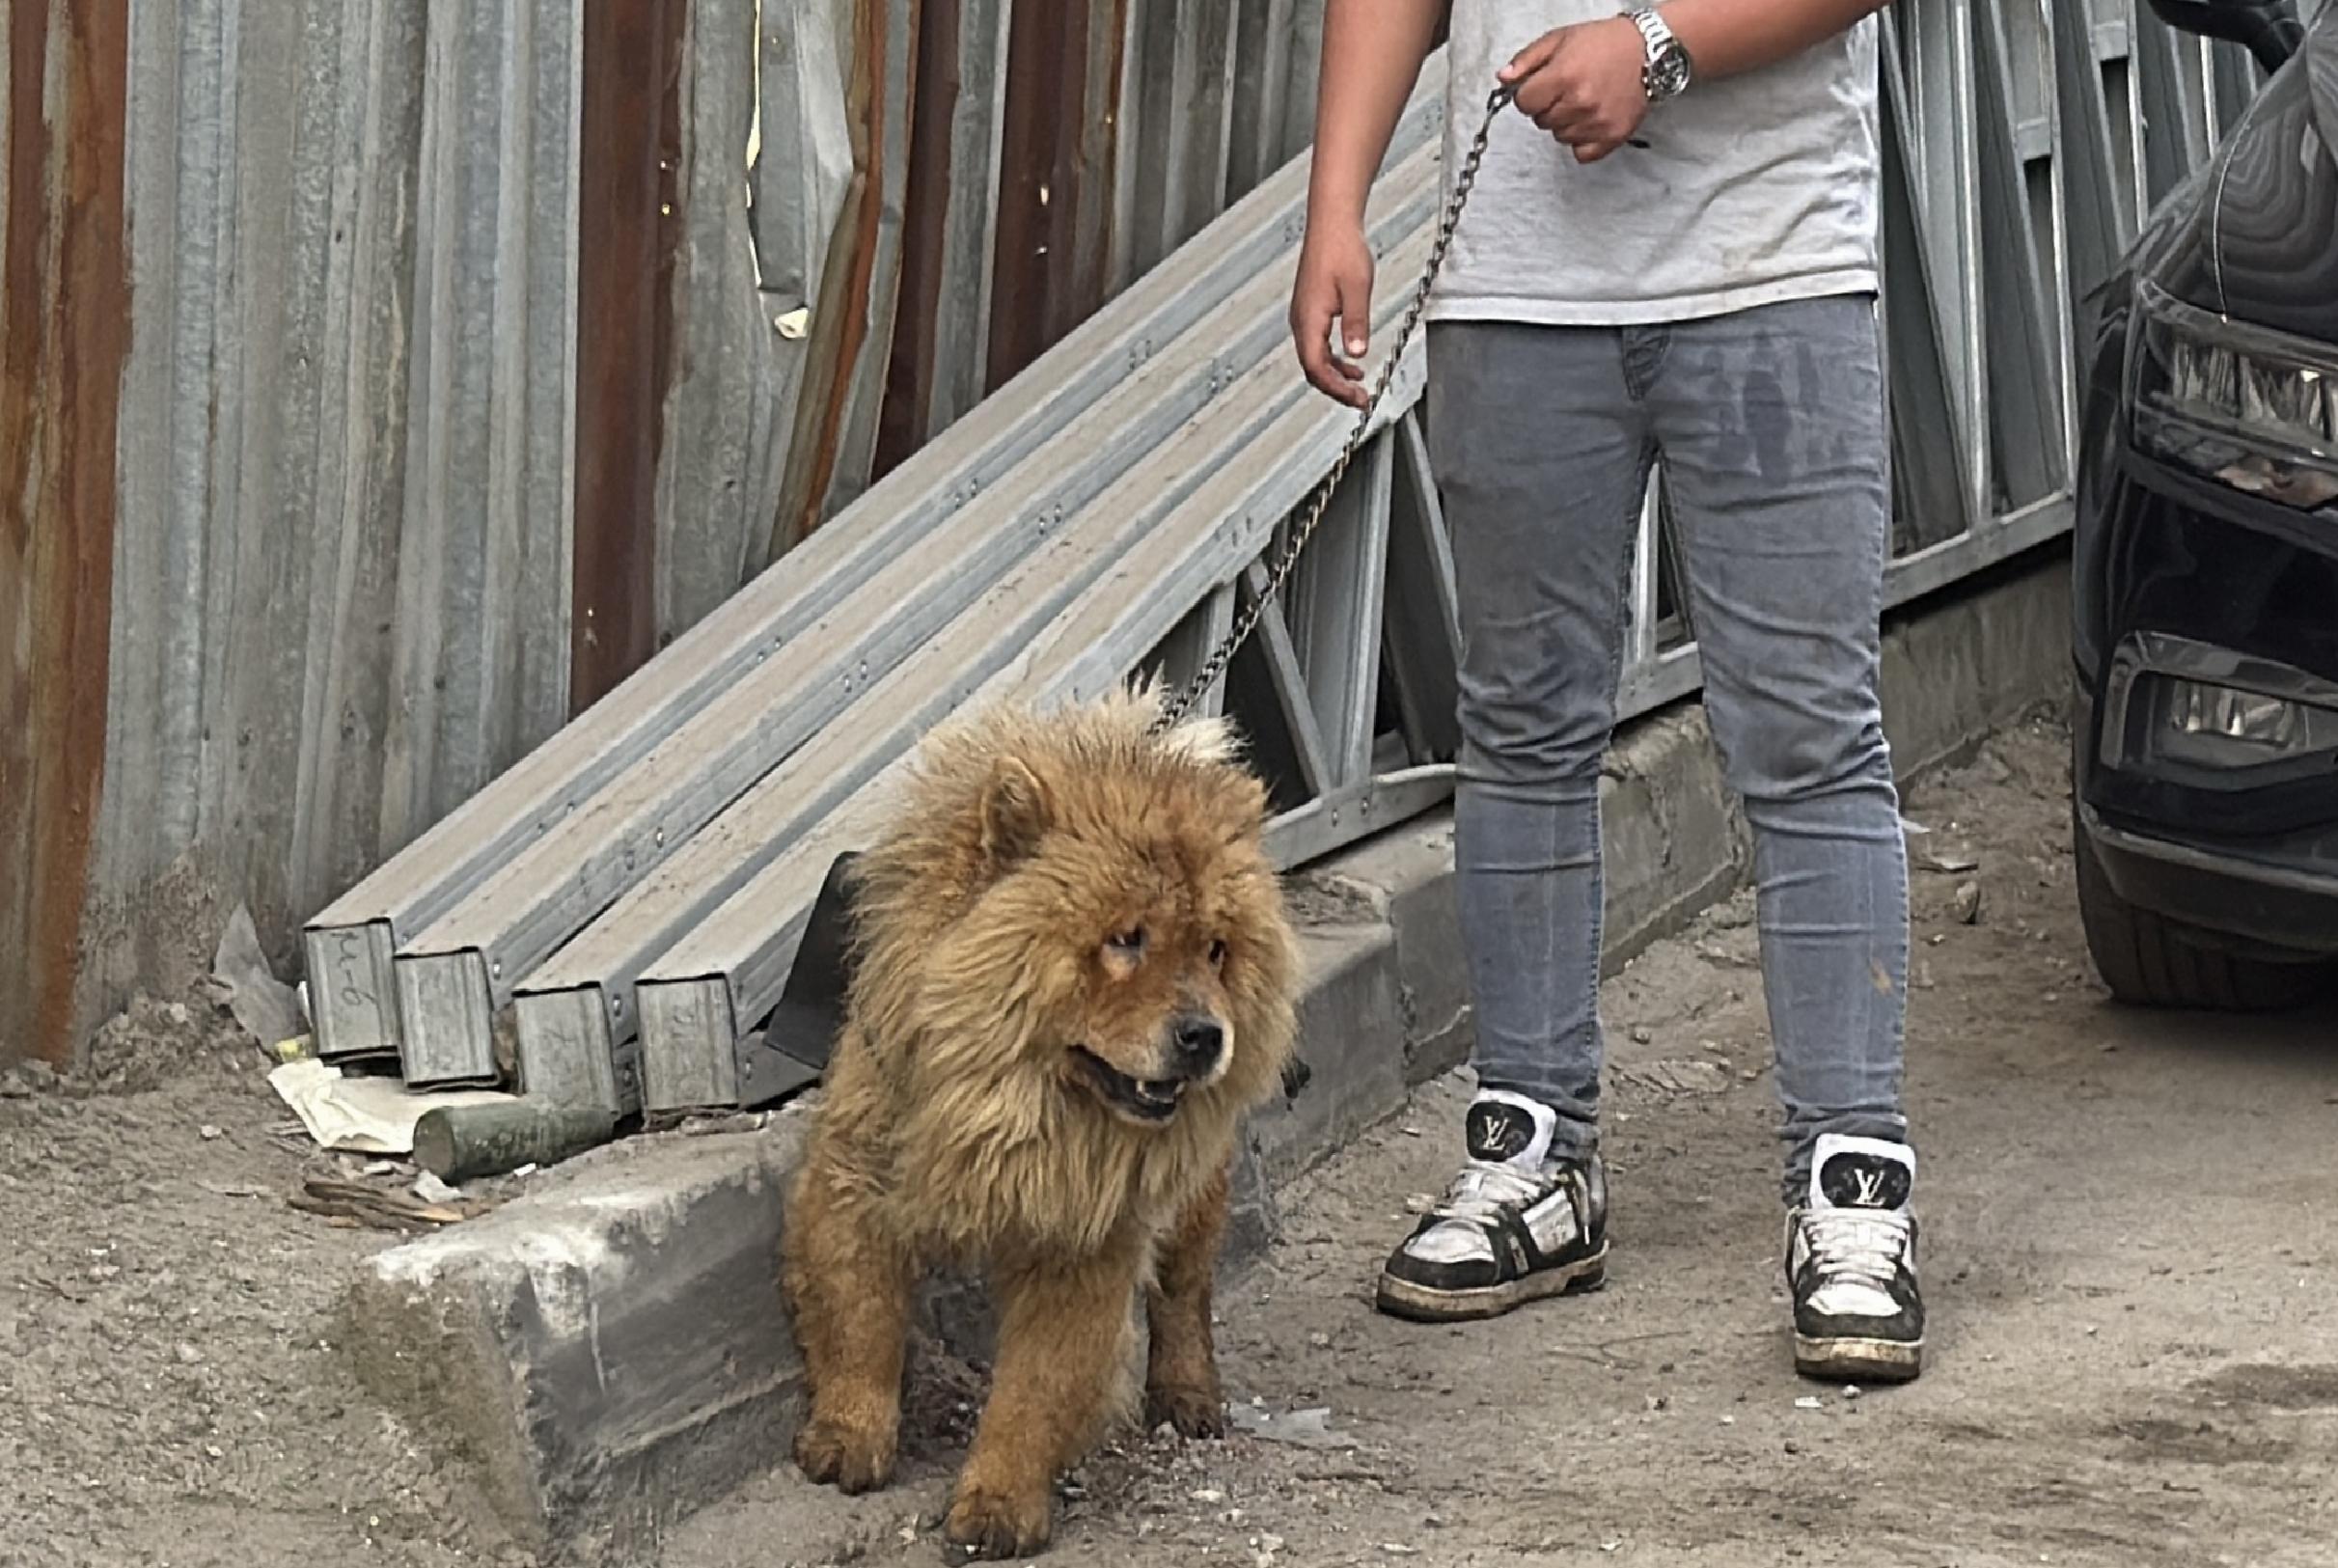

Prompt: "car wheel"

[2072,808,2325,1011]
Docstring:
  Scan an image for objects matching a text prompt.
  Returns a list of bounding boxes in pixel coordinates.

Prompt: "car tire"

[2072,807,2325,1011]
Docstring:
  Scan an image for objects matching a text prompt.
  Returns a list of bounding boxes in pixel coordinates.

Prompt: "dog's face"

[1066,886,1244,1127]
[962,741,1294,1131]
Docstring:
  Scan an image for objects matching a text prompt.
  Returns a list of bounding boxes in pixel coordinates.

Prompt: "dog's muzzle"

[1071,1048,1190,1121]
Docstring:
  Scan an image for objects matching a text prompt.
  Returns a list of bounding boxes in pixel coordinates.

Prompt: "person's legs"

[1641,294,1923,1379]
[1375,318,1650,1323]
[1438,317,1654,1142]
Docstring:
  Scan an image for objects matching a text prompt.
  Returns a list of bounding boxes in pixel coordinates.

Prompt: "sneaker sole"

[1794,1332,1923,1383]
[1373,1246,1609,1324]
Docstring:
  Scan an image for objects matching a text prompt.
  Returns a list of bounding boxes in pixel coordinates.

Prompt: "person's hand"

[1290,219,1376,408]
[1499,18,1649,163]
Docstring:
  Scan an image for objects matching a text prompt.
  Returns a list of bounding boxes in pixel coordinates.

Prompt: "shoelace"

[1432,1160,1550,1227]
[1802,1207,1912,1294]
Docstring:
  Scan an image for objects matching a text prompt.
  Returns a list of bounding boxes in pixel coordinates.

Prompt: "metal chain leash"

[1152,83,1517,736]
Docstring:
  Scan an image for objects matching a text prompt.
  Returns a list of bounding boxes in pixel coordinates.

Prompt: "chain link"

[1152,84,1515,736]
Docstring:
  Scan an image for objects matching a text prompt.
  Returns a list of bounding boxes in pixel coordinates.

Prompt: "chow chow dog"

[779,687,1301,1558]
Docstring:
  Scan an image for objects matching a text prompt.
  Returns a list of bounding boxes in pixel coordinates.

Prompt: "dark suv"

[2071,0,2338,1008]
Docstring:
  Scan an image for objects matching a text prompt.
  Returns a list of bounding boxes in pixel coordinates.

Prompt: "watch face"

[1647,45,1692,99]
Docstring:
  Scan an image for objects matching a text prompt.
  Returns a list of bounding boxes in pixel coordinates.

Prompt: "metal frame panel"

[1378,412,1462,765]
[2052,0,2135,311]
[1287,428,1395,788]
[1153,584,1241,721]
[1880,39,1981,553]
[1973,0,2070,510]
[386,0,579,848]
[1893,2,1992,514]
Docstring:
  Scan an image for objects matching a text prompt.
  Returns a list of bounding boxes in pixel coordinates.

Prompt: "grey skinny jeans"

[1425,298,1912,1205]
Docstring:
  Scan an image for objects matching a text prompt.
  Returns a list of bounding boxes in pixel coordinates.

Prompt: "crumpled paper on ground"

[267,1058,514,1155]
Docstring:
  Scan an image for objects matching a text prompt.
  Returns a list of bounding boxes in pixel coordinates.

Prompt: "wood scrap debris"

[284,1174,490,1233]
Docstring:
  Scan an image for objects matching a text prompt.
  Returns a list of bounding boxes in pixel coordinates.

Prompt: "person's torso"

[1431,0,1884,325]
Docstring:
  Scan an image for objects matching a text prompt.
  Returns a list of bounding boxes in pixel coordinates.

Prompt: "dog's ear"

[978,756,1053,870]
[1218,769,1271,841]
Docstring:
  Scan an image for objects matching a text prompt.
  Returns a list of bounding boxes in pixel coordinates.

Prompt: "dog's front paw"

[1143,1380,1226,1440]
[943,1480,1053,1559]
[794,1417,896,1495]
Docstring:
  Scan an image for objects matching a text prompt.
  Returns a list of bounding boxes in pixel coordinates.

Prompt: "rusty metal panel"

[1227,0,1301,201]
[984,0,1113,389]
[655,0,791,641]
[755,0,852,513]
[978,0,1320,390]
[92,0,580,1014]
[871,0,1008,469]
[383,0,578,839]
[870,0,961,477]
[1277,0,1326,171]
[0,0,131,1067]
[572,0,682,710]
[768,0,915,551]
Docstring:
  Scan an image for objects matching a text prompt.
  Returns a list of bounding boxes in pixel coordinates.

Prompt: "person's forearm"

[1657,0,1890,81]
[1307,0,1446,229]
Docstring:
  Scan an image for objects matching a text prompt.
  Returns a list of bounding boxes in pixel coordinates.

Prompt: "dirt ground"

[5,711,2335,1568]
[0,1002,527,1568]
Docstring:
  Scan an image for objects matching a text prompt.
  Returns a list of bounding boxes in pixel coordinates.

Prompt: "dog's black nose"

[1171,1015,1225,1074]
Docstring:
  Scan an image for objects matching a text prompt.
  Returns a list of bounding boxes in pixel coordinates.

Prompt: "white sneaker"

[1376,1090,1608,1322]
[1787,1133,1924,1382]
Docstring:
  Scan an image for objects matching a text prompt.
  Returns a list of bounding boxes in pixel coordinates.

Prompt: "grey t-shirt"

[1428,1,1883,325]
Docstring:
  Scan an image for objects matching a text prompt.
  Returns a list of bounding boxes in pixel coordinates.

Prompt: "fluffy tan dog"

[780,687,1300,1559]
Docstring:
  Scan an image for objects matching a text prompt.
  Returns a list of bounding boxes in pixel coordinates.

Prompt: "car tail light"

[2129,283,2338,511]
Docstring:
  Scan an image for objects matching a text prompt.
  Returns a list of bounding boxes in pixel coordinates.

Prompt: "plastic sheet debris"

[1226,1403,1358,1449]
[206,904,306,1055]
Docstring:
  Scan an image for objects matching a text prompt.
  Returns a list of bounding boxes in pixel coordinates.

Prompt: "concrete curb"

[343,1124,808,1559]
[344,548,2073,1560]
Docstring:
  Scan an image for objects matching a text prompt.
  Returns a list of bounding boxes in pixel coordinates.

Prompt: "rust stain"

[1078,0,1130,332]
[0,0,132,1065]
[777,0,902,550]
[870,0,959,479]
[570,0,686,712]
[984,0,1091,390]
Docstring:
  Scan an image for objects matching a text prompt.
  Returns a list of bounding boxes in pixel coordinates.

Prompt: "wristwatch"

[1624,4,1693,102]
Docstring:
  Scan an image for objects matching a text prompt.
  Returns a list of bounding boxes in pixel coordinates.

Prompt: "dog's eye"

[1106,926,1147,954]
[1207,938,1228,968]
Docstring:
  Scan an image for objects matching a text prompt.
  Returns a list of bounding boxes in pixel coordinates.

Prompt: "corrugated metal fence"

[0,0,1336,1064]
[0,0,2269,1065]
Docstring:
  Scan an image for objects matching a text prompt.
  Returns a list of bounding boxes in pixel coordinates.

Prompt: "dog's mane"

[848,681,1240,949]
[827,681,1296,1254]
